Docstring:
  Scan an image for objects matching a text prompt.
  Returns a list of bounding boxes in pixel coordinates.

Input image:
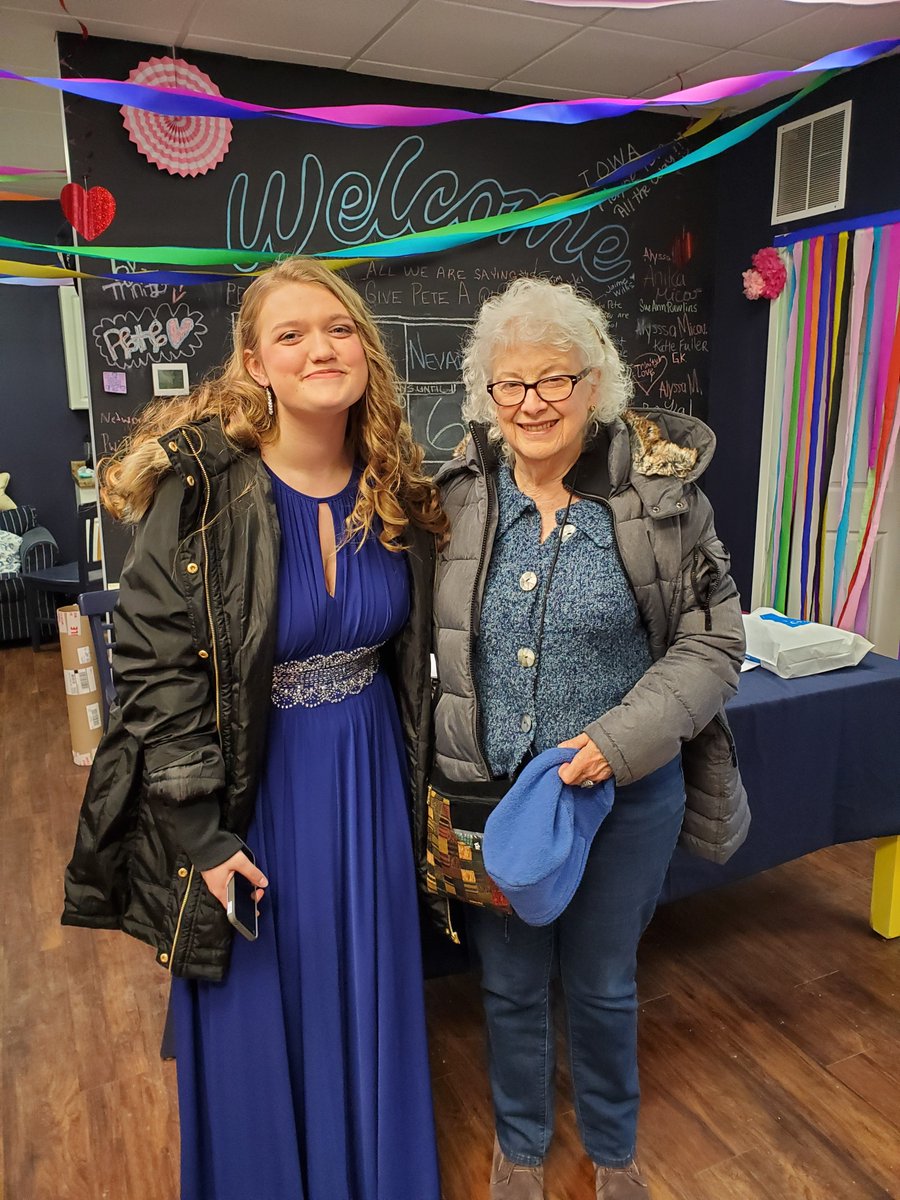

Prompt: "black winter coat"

[61,418,435,981]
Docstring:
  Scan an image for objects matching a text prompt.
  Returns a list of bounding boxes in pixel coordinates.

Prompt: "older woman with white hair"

[425,277,748,1199]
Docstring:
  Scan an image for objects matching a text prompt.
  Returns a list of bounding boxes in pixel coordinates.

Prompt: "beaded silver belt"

[271,644,381,709]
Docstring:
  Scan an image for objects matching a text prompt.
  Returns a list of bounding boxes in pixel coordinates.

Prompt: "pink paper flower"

[752,247,788,298]
[741,247,787,300]
[742,268,765,300]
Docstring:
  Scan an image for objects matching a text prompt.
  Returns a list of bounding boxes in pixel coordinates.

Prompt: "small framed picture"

[151,362,190,396]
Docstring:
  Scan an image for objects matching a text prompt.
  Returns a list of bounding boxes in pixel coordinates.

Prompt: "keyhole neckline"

[263,460,360,504]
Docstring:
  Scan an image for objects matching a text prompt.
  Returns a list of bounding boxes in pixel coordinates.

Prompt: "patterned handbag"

[424,774,511,912]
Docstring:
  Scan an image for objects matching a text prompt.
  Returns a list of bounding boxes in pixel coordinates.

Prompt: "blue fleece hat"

[483,747,615,926]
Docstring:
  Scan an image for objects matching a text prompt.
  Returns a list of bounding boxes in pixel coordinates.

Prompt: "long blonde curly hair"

[101,257,447,549]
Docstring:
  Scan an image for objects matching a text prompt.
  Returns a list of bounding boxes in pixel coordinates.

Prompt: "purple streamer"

[1,39,896,127]
[801,236,835,615]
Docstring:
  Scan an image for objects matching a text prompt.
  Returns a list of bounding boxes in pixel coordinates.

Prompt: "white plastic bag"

[742,607,873,680]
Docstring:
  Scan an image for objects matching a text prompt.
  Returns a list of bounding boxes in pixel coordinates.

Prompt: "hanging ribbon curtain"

[0,73,831,280]
[0,39,894,128]
[765,221,900,637]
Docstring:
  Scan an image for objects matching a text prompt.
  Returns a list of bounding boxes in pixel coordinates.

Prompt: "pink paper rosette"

[120,58,232,177]
[742,247,787,301]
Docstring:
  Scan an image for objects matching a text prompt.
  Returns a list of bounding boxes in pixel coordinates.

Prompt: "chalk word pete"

[93,303,208,369]
[226,135,631,284]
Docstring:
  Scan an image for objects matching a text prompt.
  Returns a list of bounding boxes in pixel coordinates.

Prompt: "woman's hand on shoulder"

[557,733,613,787]
[200,850,269,911]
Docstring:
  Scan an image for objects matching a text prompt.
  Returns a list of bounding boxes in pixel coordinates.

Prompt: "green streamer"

[0,73,833,270]
[775,242,809,611]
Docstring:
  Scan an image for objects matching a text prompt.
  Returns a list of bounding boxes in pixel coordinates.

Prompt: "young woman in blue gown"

[62,258,447,1200]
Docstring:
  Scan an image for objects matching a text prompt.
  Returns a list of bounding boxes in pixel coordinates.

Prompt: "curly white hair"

[461,276,633,453]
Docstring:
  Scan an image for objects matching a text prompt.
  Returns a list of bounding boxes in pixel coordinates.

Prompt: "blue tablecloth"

[661,653,900,903]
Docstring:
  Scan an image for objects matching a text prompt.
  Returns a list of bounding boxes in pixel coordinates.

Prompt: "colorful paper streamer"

[766,220,900,642]
[0,40,895,128]
[0,70,831,280]
[0,258,264,286]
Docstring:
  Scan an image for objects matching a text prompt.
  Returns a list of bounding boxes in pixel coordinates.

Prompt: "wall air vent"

[772,101,851,224]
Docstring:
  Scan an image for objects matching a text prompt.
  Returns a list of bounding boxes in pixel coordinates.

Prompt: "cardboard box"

[57,605,103,766]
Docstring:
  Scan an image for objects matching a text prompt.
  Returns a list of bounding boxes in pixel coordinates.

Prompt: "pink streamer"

[523,0,898,5]
[794,250,817,509]
[868,225,900,467]
[832,229,875,612]
[856,574,871,637]
[519,1,715,6]
[0,164,66,175]
[838,260,900,632]
[769,248,802,603]
[840,398,900,630]
[0,40,896,127]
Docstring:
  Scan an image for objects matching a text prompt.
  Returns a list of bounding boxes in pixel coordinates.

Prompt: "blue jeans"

[467,756,685,1168]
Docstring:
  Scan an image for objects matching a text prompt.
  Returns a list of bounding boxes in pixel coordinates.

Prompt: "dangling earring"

[266,386,275,417]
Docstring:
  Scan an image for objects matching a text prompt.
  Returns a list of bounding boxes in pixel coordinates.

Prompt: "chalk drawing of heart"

[59,183,117,241]
[632,352,668,396]
[166,316,195,349]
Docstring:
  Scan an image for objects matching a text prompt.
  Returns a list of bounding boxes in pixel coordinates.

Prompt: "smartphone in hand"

[226,871,258,941]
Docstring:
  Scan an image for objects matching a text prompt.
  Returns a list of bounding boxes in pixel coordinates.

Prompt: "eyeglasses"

[486,366,593,408]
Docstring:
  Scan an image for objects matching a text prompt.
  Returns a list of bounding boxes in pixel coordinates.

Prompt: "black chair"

[23,502,104,649]
[0,505,58,643]
[77,587,118,728]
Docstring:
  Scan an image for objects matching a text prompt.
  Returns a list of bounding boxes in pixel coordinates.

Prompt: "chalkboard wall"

[60,34,717,578]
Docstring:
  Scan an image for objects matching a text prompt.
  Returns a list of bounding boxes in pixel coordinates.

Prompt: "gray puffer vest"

[431,408,750,868]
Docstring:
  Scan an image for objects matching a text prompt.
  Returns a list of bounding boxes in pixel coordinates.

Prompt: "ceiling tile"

[0,0,63,12]
[510,27,715,95]
[55,20,188,46]
[360,0,580,78]
[642,46,805,97]
[593,0,800,50]
[3,0,189,18]
[491,78,617,99]
[742,3,900,60]
[180,35,350,70]
[448,0,599,25]
[184,0,413,60]
[350,59,494,89]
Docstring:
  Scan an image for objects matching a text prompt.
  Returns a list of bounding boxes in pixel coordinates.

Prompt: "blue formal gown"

[172,466,441,1200]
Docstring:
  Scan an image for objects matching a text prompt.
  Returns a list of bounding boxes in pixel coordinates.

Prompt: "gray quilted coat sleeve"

[584,487,744,786]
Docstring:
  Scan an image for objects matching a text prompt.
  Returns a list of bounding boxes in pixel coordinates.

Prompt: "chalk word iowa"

[93,303,209,369]
[226,135,630,284]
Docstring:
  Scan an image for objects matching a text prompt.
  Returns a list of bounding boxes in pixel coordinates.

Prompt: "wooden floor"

[3,642,899,1200]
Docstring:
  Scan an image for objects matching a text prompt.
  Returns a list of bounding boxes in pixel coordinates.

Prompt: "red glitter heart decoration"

[59,183,116,241]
